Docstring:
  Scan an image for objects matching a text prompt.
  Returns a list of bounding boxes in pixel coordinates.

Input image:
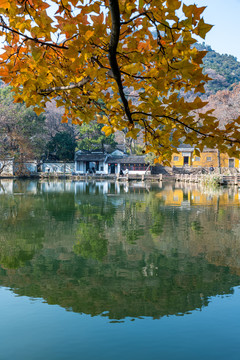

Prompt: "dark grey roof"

[107,156,124,163]
[75,153,107,161]
[114,155,147,164]
[75,151,147,164]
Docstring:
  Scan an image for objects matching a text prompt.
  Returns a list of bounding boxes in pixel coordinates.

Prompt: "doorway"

[109,164,115,174]
[184,156,189,165]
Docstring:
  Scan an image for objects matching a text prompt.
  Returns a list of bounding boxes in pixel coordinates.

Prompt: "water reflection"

[157,182,240,207]
[0,179,240,320]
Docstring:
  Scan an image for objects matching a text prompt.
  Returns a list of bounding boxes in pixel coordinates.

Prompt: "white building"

[75,150,149,175]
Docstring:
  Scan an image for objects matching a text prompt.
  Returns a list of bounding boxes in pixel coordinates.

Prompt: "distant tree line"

[0,86,116,162]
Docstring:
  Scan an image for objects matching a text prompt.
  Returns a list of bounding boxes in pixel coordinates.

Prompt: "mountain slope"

[196,43,240,95]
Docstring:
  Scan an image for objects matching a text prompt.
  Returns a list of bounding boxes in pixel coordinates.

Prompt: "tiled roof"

[75,153,107,161]
[75,151,147,164]
[115,155,147,164]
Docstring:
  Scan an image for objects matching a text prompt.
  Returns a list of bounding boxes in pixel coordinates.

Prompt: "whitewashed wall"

[42,162,75,173]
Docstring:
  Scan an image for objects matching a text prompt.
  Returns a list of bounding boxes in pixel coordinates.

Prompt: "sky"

[183,0,240,60]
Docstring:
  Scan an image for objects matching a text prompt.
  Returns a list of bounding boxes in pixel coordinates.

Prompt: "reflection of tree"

[0,247,36,269]
[116,191,166,244]
[0,182,240,320]
[190,220,203,233]
[145,192,166,236]
[121,202,145,244]
[0,183,76,268]
[0,246,239,320]
[74,223,107,261]
[0,191,45,268]
[43,191,76,222]
[73,195,117,260]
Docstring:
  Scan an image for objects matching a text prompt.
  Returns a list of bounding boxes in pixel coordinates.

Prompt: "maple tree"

[0,0,240,162]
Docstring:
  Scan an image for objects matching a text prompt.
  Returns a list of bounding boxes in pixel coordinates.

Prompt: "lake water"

[0,179,240,359]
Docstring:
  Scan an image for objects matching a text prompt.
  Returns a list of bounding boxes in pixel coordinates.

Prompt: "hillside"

[196,43,240,95]
[202,83,240,128]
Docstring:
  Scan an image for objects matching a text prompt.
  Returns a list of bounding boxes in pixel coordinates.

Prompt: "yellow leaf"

[126,128,141,140]
[84,30,94,41]
[61,115,68,123]
[0,0,9,9]
[32,47,42,62]
[166,0,181,11]
[97,115,108,124]
[34,107,45,116]
[102,126,113,136]
[194,18,213,39]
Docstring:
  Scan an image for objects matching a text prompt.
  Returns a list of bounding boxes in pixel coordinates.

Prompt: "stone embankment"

[175,173,240,186]
[3,166,238,186]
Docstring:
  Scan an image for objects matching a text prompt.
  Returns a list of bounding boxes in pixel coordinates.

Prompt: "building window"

[195,156,200,162]
[206,157,212,161]
[173,156,179,161]
[229,159,235,168]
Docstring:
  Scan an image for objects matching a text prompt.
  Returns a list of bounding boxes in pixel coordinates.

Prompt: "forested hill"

[196,43,240,95]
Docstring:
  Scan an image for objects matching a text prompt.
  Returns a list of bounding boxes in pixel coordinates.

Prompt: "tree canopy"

[76,121,116,151]
[0,0,240,162]
[46,131,77,160]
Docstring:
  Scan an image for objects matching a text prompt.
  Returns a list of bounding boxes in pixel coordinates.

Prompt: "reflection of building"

[0,179,13,194]
[171,144,240,169]
[157,188,240,207]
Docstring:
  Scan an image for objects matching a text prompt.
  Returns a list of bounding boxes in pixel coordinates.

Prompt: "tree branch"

[0,21,68,50]
[131,111,240,144]
[38,76,91,94]
[120,12,148,25]
[108,0,133,124]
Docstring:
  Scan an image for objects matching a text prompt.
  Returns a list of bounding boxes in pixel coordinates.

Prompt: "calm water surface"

[0,179,240,359]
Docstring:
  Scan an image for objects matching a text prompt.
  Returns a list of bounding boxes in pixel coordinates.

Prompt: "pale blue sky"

[184,0,240,60]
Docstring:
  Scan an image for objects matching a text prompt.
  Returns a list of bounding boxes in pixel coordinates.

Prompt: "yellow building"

[171,145,240,169]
